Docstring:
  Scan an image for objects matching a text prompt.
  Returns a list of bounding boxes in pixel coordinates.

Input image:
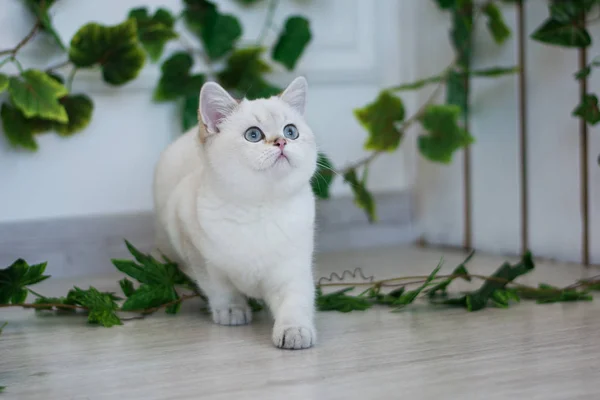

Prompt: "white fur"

[153,77,317,349]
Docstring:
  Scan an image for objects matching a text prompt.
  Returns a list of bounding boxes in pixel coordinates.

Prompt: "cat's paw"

[272,325,316,350]
[212,306,252,326]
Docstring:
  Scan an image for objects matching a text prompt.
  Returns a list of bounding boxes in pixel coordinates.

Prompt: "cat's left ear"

[280,76,307,115]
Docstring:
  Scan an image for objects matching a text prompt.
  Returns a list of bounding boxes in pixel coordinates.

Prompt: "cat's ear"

[280,76,307,115]
[199,81,238,135]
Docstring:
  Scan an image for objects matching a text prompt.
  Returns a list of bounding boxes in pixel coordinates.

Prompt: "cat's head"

[198,77,317,200]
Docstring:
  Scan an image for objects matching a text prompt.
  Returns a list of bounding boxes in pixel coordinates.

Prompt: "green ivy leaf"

[217,47,281,99]
[436,252,534,312]
[471,66,519,77]
[8,70,68,123]
[23,0,65,50]
[112,240,195,314]
[354,91,405,152]
[182,94,199,131]
[533,283,593,304]
[446,70,468,117]
[426,252,474,298]
[33,295,77,312]
[316,287,372,313]
[530,19,591,48]
[311,152,335,199]
[343,169,376,222]
[0,74,8,93]
[247,298,264,312]
[128,7,178,62]
[573,94,600,125]
[67,286,122,327]
[154,52,206,101]
[417,104,474,163]
[0,322,6,335]
[183,0,242,60]
[483,3,511,44]
[120,284,178,312]
[0,259,50,304]
[119,278,136,297]
[272,16,312,70]
[1,103,39,150]
[391,75,442,91]
[55,94,94,136]
[393,260,443,309]
[434,0,458,10]
[450,2,474,69]
[69,19,146,86]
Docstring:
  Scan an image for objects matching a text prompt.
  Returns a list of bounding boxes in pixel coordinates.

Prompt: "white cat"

[153,77,317,350]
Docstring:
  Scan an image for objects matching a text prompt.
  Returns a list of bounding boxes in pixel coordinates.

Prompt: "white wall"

[0,0,415,223]
[414,0,600,264]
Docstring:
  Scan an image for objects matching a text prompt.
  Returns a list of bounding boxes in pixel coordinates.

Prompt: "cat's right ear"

[199,81,238,136]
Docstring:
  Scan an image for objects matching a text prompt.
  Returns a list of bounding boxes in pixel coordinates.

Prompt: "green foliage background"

[0,0,599,221]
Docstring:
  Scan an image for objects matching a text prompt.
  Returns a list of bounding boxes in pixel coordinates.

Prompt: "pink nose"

[274,138,287,149]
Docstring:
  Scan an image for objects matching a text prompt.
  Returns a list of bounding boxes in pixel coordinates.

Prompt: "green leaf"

[530,19,591,48]
[471,66,519,77]
[343,169,376,223]
[575,65,592,80]
[119,278,136,297]
[33,295,77,312]
[0,259,50,304]
[120,284,178,312]
[446,70,468,116]
[128,7,178,62]
[183,0,242,60]
[8,70,68,123]
[272,16,312,70]
[426,252,474,298]
[434,0,458,10]
[573,94,600,125]
[391,75,442,91]
[1,103,39,150]
[0,322,6,334]
[393,260,443,309]
[24,0,65,50]
[533,283,593,304]
[154,52,206,101]
[182,94,199,131]
[111,240,195,314]
[0,74,8,93]
[354,91,405,152]
[316,287,372,313]
[67,286,122,327]
[483,3,511,44]
[311,152,335,199]
[436,252,535,312]
[69,19,146,86]
[54,95,94,136]
[217,47,281,100]
[450,2,474,69]
[417,104,474,163]
[247,298,264,312]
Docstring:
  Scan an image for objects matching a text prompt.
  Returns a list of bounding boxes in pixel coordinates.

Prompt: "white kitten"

[153,77,317,350]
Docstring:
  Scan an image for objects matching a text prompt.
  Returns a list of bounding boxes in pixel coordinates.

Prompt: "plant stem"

[257,0,280,45]
[0,21,41,57]
[46,60,71,72]
[66,66,77,91]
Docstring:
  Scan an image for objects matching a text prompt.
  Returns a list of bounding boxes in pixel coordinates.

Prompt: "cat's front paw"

[212,306,252,326]
[272,325,315,350]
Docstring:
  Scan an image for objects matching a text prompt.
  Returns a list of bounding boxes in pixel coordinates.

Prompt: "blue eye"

[283,124,299,140]
[244,127,264,143]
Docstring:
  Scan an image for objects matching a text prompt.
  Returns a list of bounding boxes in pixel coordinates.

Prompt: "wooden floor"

[2,246,600,399]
